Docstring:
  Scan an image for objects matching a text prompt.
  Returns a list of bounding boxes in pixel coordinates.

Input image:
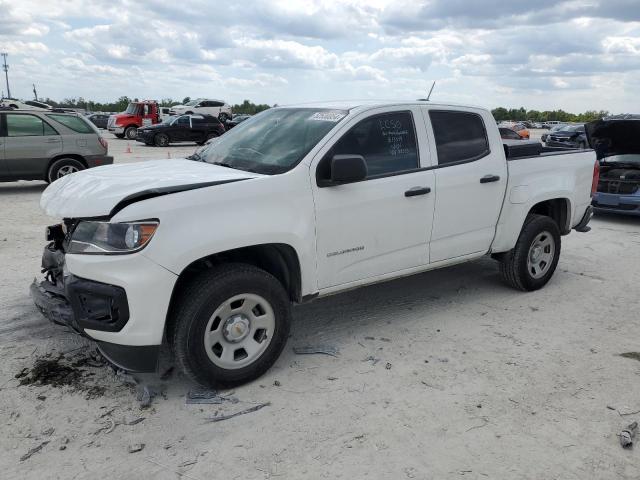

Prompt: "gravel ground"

[1,132,640,479]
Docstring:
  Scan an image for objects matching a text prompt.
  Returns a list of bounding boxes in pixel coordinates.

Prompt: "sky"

[1,0,639,112]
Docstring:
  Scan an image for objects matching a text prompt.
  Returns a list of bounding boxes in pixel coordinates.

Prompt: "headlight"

[67,220,159,254]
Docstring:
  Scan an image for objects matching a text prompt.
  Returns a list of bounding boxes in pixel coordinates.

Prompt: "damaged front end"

[31,219,131,338]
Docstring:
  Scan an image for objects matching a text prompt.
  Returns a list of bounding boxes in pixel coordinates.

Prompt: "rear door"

[3,113,62,179]
[312,107,436,289]
[422,108,507,263]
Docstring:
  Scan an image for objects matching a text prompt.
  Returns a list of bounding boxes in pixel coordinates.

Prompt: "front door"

[312,107,436,289]
[3,113,62,179]
[422,108,508,263]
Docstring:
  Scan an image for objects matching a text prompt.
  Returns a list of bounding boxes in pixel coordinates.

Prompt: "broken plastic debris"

[206,402,270,422]
[293,345,339,357]
[620,421,638,449]
[186,389,239,405]
[186,389,224,405]
[128,443,145,453]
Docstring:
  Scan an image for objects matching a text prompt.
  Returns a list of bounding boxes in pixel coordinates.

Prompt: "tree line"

[37,96,273,115]
[491,107,610,123]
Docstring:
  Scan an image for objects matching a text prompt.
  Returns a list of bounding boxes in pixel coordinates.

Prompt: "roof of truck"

[276,99,487,112]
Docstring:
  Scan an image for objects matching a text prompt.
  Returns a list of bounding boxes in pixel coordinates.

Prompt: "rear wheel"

[170,264,291,387]
[47,158,85,183]
[219,112,230,122]
[499,214,561,291]
[124,126,137,140]
[154,133,170,147]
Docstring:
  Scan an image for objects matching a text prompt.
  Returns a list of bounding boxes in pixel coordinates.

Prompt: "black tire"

[154,133,170,147]
[499,214,561,291]
[219,112,230,122]
[124,126,137,140]
[47,158,86,183]
[185,111,193,115]
[169,263,291,388]
[115,134,125,139]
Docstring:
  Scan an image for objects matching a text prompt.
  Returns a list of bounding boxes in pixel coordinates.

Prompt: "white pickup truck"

[32,101,598,387]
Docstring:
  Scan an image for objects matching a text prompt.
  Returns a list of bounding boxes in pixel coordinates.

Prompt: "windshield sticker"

[310,111,346,122]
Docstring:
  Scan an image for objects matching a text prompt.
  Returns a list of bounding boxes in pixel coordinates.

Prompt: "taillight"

[591,160,600,197]
[98,136,108,151]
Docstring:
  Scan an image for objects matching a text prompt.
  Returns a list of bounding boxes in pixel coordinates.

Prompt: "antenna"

[426,81,436,101]
[1,53,10,99]
[33,84,38,101]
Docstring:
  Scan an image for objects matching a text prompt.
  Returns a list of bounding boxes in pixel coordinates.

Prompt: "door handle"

[405,186,431,197]
[480,174,500,184]
[46,138,61,143]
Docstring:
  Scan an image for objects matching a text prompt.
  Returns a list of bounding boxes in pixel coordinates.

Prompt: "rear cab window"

[429,110,490,166]
[46,114,96,134]
[318,111,420,182]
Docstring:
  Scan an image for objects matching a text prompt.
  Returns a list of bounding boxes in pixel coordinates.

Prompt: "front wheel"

[124,126,137,140]
[499,214,561,291]
[154,133,170,147]
[170,264,291,387]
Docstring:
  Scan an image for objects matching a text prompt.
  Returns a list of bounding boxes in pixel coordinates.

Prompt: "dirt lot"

[1,132,640,479]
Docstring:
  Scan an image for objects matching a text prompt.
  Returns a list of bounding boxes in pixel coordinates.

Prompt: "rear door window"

[6,114,57,136]
[46,114,94,134]
[429,111,490,165]
[328,111,419,178]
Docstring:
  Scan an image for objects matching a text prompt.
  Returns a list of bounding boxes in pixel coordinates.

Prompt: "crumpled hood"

[586,119,640,159]
[40,159,258,218]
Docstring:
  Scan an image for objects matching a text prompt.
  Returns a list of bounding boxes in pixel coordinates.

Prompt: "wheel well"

[124,124,138,130]
[166,244,302,332]
[46,154,87,178]
[528,198,571,234]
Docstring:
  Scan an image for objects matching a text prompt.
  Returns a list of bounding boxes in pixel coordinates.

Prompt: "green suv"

[0,110,113,183]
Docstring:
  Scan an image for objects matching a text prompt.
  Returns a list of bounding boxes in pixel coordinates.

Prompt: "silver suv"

[0,110,113,183]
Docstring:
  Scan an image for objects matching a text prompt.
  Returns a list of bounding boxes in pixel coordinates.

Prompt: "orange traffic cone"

[125,144,132,154]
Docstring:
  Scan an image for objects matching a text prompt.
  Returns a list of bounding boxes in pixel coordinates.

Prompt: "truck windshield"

[201,108,347,175]
[125,103,141,115]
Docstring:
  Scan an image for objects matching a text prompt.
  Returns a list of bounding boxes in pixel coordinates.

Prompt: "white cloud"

[0,0,638,113]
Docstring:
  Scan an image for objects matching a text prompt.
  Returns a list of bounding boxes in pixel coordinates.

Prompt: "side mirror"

[330,154,367,184]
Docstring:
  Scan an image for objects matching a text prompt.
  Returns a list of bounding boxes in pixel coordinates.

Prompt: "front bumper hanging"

[30,243,159,373]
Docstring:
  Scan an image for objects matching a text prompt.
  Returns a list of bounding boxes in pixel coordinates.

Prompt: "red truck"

[107,100,171,139]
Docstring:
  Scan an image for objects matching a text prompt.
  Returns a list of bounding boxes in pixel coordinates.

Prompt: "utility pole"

[1,53,10,99]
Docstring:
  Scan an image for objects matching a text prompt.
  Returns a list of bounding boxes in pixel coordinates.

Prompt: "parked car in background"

[86,113,109,129]
[499,127,524,140]
[170,99,232,121]
[0,110,112,183]
[541,124,566,143]
[135,114,225,146]
[542,120,564,129]
[588,116,640,216]
[107,100,167,140]
[32,100,597,387]
[545,124,588,149]
[225,114,252,130]
[0,98,52,110]
[500,122,530,139]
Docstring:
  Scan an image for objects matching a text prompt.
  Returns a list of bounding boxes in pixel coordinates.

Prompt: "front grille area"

[597,180,639,195]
